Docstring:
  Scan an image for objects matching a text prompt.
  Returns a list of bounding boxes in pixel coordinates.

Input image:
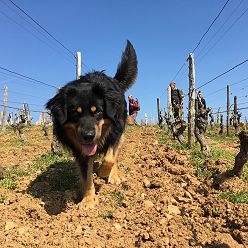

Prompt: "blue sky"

[0,0,248,123]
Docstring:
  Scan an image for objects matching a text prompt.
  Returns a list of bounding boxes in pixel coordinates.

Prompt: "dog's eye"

[90,106,97,113]
[76,106,83,113]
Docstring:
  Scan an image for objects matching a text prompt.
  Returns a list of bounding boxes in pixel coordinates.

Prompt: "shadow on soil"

[27,161,103,215]
[27,160,78,215]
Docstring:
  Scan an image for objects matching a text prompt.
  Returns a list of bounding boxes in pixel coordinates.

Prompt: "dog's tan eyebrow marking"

[76,106,83,113]
[91,106,97,113]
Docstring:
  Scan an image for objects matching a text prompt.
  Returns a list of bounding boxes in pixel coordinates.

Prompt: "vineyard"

[0,125,247,247]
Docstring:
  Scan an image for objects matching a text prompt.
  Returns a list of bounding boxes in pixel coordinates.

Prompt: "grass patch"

[211,144,236,164]
[28,151,72,172]
[189,145,214,179]
[98,210,113,219]
[207,132,237,142]
[121,182,130,190]
[0,151,73,192]
[110,190,124,205]
[189,143,238,179]
[0,166,27,190]
[0,176,17,190]
[9,167,29,177]
[157,132,169,145]
[27,151,76,194]
[219,191,248,203]
[49,162,77,191]
[171,142,189,152]
[243,164,248,182]
[9,139,32,147]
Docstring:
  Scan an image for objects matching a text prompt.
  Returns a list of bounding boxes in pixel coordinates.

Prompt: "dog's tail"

[114,40,138,92]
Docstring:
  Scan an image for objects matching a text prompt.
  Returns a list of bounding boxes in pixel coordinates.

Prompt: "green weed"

[110,190,124,205]
[121,182,130,190]
[98,210,113,219]
[0,177,17,190]
[124,166,133,173]
[49,163,77,191]
[9,139,32,147]
[219,191,248,203]
[243,164,248,182]
[171,142,189,152]
[28,151,72,172]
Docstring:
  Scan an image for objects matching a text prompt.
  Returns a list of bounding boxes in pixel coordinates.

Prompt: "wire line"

[192,0,230,53]
[197,58,248,90]
[0,66,58,89]
[7,0,75,57]
[0,103,44,113]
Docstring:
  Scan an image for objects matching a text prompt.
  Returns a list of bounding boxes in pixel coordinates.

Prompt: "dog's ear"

[93,82,120,124]
[46,90,67,125]
[114,40,138,92]
[105,97,122,127]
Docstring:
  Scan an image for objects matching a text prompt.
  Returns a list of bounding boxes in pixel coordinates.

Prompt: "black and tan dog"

[46,41,138,207]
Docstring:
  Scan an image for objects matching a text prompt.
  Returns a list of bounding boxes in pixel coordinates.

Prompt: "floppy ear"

[105,97,118,122]
[114,40,138,92]
[105,96,125,130]
[46,90,67,125]
[93,82,121,125]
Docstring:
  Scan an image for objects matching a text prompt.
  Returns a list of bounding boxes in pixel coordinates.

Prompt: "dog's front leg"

[77,156,95,208]
[99,139,122,185]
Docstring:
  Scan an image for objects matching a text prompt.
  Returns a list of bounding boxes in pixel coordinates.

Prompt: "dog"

[46,40,138,207]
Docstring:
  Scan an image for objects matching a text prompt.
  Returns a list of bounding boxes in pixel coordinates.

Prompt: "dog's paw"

[108,175,121,185]
[78,196,96,209]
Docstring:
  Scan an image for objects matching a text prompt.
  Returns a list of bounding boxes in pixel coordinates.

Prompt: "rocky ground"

[0,125,247,247]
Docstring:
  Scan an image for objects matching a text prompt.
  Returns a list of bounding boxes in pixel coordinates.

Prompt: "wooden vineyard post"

[23,102,31,126]
[157,98,162,127]
[188,53,195,148]
[234,96,238,134]
[167,85,172,123]
[219,114,224,134]
[217,107,221,124]
[166,85,173,134]
[2,85,8,133]
[226,84,230,136]
[76,52,81,80]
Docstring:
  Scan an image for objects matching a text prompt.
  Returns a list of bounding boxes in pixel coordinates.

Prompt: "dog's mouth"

[81,143,97,156]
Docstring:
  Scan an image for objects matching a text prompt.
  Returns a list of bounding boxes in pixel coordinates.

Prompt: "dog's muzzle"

[80,130,97,156]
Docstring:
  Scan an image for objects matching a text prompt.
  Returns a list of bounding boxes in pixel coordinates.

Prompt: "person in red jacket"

[128,94,140,124]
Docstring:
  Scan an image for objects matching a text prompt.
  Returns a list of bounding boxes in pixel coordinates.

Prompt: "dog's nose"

[82,130,95,143]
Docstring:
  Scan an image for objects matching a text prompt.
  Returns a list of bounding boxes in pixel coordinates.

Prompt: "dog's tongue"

[81,144,97,156]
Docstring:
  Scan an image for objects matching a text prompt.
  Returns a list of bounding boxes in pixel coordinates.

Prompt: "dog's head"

[46,40,137,157]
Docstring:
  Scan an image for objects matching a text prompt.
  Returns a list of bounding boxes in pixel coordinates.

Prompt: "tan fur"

[99,135,123,184]
[62,123,81,153]
[76,106,82,113]
[90,106,97,113]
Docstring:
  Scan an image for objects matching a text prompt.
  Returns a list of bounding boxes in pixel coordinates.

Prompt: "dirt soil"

[0,125,247,248]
